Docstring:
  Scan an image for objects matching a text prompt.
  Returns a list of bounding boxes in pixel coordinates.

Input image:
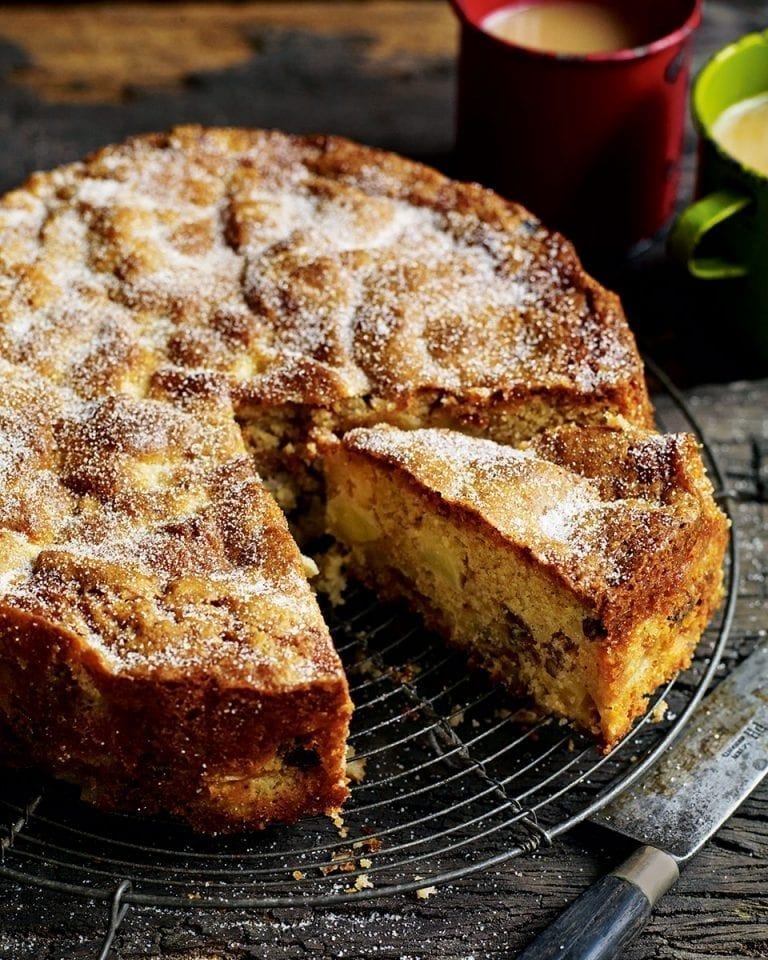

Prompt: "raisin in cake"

[0,360,351,832]
[325,424,727,747]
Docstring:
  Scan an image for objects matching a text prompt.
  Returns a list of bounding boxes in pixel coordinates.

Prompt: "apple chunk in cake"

[325,424,727,747]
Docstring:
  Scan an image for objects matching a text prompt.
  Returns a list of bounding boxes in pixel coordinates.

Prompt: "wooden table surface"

[0,2,766,958]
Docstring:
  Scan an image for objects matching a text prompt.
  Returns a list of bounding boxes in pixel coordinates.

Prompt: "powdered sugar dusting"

[345,426,697,593]
[0,360,334,684]
[0,126,644,413]
[0,126,649,683]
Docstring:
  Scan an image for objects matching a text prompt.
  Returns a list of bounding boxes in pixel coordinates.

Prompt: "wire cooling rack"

[0,359,739,959]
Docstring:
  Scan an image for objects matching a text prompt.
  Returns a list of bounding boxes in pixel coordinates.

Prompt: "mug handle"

[668,189,751,279]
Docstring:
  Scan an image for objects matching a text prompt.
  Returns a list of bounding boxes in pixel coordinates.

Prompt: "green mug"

[669,30,768,362]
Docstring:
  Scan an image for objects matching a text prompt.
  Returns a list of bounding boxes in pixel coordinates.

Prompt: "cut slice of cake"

[0,361,352,832]
[325,423,728,748]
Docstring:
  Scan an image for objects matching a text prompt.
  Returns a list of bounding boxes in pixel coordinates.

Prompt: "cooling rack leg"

[96,879,133,960]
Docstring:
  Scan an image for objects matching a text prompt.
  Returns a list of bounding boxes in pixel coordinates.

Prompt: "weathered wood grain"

[0,0,458,192]
[0,2,457,104]
[0,3,765,958]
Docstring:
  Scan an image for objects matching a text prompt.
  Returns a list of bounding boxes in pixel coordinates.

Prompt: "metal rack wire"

[0,362,739,958]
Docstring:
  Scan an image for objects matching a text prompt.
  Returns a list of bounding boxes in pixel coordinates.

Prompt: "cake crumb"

[352,836,382,854]
[415,885,437,900]
[320,848,355,875]
[346,757,367,783]
[413,876,438,900]
[650,699,668,723]
[345,744,368,784]
[345,873,374,893]
[359,857,372,868]
[392,661,421,683]
[332,810,349,839]
[313,544,349,606]
[292,870,305,881]
[300,553,319,579]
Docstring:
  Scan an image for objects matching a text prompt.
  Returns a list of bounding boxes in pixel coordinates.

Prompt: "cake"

[0,359,351,832]
[0,125,719,830]
[324,423,728,747]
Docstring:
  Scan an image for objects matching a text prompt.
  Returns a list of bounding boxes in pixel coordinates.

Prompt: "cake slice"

[0,361,352,832]
[324,423,728,747]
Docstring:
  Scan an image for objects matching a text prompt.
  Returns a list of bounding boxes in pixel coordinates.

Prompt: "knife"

[517,644,768,960]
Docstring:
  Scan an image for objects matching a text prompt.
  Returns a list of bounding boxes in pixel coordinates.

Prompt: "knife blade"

[517,645,768,960]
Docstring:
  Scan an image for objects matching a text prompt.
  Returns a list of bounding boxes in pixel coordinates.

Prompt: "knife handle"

[516,846,680,960]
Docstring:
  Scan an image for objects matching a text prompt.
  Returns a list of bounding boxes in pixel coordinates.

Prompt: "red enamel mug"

[450,0,702,254]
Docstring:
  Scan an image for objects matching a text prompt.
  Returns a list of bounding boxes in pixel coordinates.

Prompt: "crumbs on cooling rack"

[345,744,367,784]
[329,809,349,838]
[413,877,438,900]
[319,848,356,876]
[353,836,382,853]
[292,870,305,881]
[313,543,349,606]
[448,709,465,728]
[346,756,367,783]
[345,873,374,894]
[650,699,668,724]
[391,662,422,683]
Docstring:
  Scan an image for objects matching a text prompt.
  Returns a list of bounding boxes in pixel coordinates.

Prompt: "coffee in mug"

[451,0,702,255]
[483,2,642,55]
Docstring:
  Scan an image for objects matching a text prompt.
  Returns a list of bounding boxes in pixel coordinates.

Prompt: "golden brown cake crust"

[338,423,726,628]
[0,125,651,428]
[0,125,663,826]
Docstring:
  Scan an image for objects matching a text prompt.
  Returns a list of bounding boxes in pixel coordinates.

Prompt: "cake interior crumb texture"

[325,424,728,748]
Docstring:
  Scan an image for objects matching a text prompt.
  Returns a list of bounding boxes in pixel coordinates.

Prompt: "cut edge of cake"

[324,422,728,749]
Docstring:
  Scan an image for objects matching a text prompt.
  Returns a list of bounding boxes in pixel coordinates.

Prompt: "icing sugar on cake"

[325,423,728,747]
[0,126,652,424]
[0,126,665,829]
[0,359,334,683]
[0,354,352,832]
[338,425,697,593]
